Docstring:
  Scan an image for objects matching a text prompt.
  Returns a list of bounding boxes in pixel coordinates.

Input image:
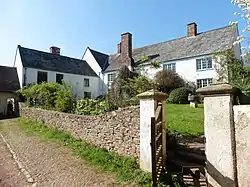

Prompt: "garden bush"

[167,87,191,104]
[18,82,74,113]
[74,98,109,115]
[154,69,185,94]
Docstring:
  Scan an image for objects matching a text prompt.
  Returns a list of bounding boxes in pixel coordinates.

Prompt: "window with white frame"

[196,78,213,88]
[196,57,212,71]
[108,73,116,87]
[163,63,176,72]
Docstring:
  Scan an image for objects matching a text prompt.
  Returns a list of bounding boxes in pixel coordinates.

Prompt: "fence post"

[197,83,238,187]
[138,89,167,172]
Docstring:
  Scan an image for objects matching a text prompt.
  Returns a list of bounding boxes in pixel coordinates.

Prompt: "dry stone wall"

[20,105,140,160]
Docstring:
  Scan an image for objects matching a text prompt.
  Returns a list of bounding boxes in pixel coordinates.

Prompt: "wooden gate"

[151,101,167,187]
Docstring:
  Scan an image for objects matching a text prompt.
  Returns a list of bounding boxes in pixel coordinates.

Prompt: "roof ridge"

[131,24,233,52]
[18,45,85,62]
[88,47,109,57]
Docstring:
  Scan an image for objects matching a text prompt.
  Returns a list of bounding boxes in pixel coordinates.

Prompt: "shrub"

[167,87,191,104]
[74,99,109,115]
[18,82,73,112]
[55,83,73,112]
[154,69,185,93]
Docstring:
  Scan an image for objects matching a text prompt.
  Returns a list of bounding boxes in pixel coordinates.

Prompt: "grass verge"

[166,104,204,137]
[18,118,152,186]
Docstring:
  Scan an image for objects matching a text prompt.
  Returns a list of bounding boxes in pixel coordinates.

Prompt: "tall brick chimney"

[117,42,121,53]
[187,23,197,37]
[50,46,60,55]
[120,32,133,68]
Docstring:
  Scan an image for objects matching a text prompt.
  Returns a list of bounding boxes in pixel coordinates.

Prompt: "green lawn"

[166,104,204,137]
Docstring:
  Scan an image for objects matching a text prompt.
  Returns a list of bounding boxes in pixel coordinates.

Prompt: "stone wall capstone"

[20,104,140,160]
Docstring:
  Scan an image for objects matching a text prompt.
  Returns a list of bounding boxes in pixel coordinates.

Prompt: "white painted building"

[82,47,109,95]
[83,23,241,93]
[14,45,100,99]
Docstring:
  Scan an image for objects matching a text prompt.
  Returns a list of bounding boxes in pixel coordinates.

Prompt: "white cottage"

[14,45,101,99]
[83,23,241,94]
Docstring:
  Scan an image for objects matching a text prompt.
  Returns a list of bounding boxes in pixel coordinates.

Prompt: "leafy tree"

[154,69,185,94]
[214,50,250,93]
[107,65,154,109]
[232,0,250,62]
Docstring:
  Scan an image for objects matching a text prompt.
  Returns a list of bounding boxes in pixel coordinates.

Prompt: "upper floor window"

[108,73,116,87]
[84,78,89,87]
[108,73,116,82]
[196,57,212,71]
[197,78,213,88]
[163,63,176,72]
[37,71,48,84]
[56,73,64,84]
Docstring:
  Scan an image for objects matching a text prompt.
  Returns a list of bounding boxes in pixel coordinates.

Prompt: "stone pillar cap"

[196,83,238,96]
[137,89,167,100]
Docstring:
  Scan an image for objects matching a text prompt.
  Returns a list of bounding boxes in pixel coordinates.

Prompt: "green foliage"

[107,66,154,109]
[55,83,73,112]
[18,82,73,113]
[154,69,185,94]
[74,99,109,115]
[214,50,250,92]
[19,118,152,186]
[128,75,154,94]
[167,87,191,104]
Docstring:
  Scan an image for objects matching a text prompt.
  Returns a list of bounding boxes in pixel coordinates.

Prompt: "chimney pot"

[50,46,60,55]
[187,23,197,37]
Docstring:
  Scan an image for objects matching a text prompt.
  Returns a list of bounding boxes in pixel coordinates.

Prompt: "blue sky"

[0,0,242,67]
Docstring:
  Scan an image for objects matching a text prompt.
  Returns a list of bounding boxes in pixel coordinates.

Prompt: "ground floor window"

[37,71,48,84]
[56,73,64,84]
[197,78,213,88]
[84,92,91,99]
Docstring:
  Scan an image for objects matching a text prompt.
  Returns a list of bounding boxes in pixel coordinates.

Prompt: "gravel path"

[0,119,131,187]
[0,131,29,187]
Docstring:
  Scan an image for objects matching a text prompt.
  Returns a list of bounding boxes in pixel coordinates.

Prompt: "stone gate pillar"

[197,83,238,187]
[138,89,167,172]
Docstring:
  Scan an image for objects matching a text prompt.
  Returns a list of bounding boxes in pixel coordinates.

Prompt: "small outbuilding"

[0,65,20,117]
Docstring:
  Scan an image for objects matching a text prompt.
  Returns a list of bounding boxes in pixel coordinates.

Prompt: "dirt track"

[0,119,130,187]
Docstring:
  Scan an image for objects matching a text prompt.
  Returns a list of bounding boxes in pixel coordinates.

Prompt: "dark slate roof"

[88,48,109,71]
[18,46,98,77]
[0,65,20,92]
[104,25,237,72]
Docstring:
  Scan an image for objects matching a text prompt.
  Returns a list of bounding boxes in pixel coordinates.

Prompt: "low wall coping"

[137,89,167,100]
[196,83,239,96]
